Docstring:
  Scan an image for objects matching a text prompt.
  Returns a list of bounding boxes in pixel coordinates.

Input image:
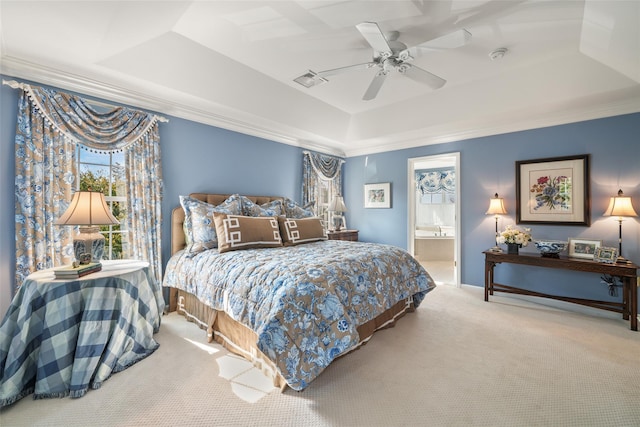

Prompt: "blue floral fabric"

[180,195,242,254]
[283,198,315,218]
[163,240,435,390]
[241,197,283,217]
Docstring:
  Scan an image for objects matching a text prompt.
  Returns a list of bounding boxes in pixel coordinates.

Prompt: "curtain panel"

[302,151,344,211]
[12,82,165,289]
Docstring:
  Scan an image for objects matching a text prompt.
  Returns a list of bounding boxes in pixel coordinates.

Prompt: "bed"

[162,193,436,391]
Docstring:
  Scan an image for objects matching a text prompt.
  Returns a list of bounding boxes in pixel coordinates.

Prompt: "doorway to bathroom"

[408,153,460,286]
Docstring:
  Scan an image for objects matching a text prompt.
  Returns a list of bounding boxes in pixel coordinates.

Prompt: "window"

[316,178,336,230]
[76,147,128,260]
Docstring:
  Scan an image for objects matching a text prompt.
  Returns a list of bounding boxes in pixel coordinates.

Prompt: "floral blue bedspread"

[162,240,435,390]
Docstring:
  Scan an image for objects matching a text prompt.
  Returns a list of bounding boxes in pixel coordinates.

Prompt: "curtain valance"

[303,151,344,181]
[416,169,456,194]
[4,80,166,153]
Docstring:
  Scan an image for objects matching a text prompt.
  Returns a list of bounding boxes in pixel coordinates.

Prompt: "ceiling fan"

[294,22,471,101]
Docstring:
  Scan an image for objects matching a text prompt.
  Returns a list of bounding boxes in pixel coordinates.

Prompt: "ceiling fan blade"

[356,22,392,56]
[400,64,446,90]
[316,62,375,77]
[362,72,387,101]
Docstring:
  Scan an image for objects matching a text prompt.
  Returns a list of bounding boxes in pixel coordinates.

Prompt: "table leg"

[631,276,638,331]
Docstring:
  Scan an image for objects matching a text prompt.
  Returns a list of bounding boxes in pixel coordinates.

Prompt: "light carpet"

[2,285,639,427]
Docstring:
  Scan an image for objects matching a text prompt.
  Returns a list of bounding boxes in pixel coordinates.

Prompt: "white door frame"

[408,153,461,287]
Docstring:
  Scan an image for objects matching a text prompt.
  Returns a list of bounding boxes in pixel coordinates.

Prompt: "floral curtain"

[302,151,344,211]
[416,169,456,195]
[12,82,165,289]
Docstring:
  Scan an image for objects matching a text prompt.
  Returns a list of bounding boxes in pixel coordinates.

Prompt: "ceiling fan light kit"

[293,21,472,101]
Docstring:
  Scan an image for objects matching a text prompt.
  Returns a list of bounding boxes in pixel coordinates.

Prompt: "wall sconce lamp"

[486,193,507,252]
[328,195,348,231]
[603,189,638,264]
[55,190,119,263]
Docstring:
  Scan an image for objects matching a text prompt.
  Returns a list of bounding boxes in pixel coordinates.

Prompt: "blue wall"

[0,76,304,315]
[2,74,639,316]
[344,113,640,303]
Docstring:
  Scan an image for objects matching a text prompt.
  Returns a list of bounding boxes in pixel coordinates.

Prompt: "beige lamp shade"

[55,191,119,226]
[603,189,638,218]
[328,196,348,213]
[56,191,119,263]
[486,193,507,215]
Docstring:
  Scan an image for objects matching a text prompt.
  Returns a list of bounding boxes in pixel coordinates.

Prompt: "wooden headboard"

[171,193,284,255]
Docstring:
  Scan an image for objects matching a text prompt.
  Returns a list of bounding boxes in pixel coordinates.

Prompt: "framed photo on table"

[594,247,618,264]
[364,183,391,208]
[568,238,602,259]
[516,154,590,226]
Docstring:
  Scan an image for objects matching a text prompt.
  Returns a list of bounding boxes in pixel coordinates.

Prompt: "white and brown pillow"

[214,213,283,253]
[278,217,327,246]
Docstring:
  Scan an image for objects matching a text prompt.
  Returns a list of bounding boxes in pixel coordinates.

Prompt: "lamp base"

[73,226,105,263]
[616,256,632,264]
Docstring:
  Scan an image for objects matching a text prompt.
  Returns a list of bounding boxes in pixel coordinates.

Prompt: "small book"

[54,262,102,279]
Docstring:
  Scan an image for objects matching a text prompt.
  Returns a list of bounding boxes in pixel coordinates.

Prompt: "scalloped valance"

[4,80,167,153]
[303,151,345,181]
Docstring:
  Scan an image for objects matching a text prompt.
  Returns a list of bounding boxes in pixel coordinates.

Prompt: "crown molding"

[3,56,638,160]
[0,56,346,157]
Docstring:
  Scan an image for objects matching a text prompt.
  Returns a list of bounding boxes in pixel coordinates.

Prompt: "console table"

[483,251,638,331]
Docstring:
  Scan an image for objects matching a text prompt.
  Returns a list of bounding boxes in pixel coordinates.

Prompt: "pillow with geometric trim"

[282,198,315,218]
[278,216,327,246]
[241,196,284,217]
[213,213,283,253]
[180,194,243,254]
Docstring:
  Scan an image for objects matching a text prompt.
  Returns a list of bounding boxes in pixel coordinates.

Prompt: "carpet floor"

[2,284,639,427]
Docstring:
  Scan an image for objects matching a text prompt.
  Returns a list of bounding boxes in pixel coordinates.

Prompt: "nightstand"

[327,229,358,241]
[0,260,165,404]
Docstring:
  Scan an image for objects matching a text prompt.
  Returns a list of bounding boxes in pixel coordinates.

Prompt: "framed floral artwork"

[516,154,590,226]
[364,182,391,208]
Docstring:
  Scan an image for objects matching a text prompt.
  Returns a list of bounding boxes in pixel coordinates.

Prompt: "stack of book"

[54,262,102,279]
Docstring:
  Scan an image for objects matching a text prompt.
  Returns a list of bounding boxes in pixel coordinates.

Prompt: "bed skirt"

[172,288,415,391]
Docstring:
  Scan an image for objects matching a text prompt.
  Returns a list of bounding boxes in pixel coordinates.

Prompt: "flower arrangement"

[497,225,532,247]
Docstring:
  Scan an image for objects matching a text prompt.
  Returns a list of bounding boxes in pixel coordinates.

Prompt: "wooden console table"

[483,251,638,331]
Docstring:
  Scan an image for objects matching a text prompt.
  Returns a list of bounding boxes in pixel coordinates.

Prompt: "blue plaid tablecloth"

[0,260,165,407]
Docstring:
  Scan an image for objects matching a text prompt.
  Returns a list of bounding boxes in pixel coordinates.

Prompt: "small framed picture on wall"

[364,183,391,208]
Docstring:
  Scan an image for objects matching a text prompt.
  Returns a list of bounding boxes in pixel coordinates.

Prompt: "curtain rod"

[3,79,169,123]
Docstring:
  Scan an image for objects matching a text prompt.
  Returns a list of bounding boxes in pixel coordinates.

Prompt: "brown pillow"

[214,213,283,253]
[278,217,327,246]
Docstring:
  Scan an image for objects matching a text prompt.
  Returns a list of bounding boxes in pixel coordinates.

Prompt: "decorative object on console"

[568,238,602,260]
[485,193,507,252]
[594,247,619,264]
[603,189,638,264]
[497,224,531,255]
[533,240,567,258]
[328,195,347,231]
[55,191,119,263]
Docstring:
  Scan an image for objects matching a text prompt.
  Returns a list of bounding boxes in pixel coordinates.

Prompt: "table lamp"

[328,195,348,231]
[486,193,507,252]
[55,190,119,263]
[603,189,637,264]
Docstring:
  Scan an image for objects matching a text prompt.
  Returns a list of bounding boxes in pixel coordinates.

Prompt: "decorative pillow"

[180,195,243,254]
[241,197,284,217]
[278,217,327,246]
[214,213,283,253]
[283,198,315,218]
